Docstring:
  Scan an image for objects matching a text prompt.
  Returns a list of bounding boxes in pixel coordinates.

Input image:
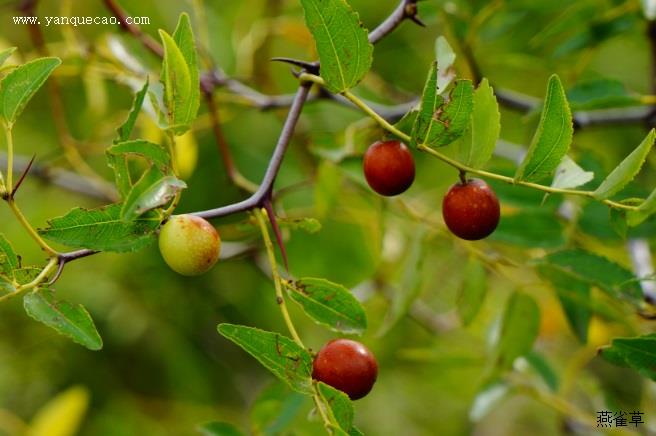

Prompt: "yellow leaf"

[175,130,198,180]
[28,386,89,436]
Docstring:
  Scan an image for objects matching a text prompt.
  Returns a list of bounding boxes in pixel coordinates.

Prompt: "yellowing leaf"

[175,130,198,180]
[28,386,89,436]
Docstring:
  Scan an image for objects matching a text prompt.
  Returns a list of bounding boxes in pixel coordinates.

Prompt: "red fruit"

[363,140,415,196]
[312,339,378,400]
[442,178,500,240]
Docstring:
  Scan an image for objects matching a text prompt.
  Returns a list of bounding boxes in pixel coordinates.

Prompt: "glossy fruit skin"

[312,339,378,400]
[442,178,500,240]
[363,140,415,196]
[158,215,221,276]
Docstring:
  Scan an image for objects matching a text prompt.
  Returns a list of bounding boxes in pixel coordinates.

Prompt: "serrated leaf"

[38,204,160,252]
[24,289,102,350]
[299,0,372,93]
[457,258,487,326]
[538,249,642,304]
[120,167,185,221]
[317,382,354,434]
[0,57,61,126]
[217,324,313,394]
[435,36,456,93]
[115,79,149,143]
[413,63,474,148]
[285,278,367,335]
[159,14,199,135]
[0,47,16,68]
[29,386,90,436]
[600,334,656,381]
[594,129,656,200]
[515,75,573,183]
[496,292,540,370]
[197,422,244,436]
[0,234,19,277]
[458,78,500,168]
[550,155,594,189]
[537,265,590,343]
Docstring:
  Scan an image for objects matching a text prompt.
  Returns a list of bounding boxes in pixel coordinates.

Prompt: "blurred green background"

[0,0,655,435]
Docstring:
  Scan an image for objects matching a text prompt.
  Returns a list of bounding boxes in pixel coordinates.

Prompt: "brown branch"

[102,0,163,57]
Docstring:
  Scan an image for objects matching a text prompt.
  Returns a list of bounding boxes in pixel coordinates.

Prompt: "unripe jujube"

[312,339,378,400]
[158,214,221,276]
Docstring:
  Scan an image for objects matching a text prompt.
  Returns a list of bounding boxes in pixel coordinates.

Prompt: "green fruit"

[158,215,221,276]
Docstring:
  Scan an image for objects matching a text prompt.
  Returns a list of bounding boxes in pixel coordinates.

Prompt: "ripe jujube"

[363,140,415,196]
[442,178,500,240]
[158,214,221,276]
[312,338,378,400]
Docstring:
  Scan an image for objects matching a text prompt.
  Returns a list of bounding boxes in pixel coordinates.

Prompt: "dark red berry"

[312,339,378,400]
[442,178,500,240]
[363,140,415,196]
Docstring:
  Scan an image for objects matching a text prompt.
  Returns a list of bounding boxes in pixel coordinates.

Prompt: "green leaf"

[38,204,160,253]
[217,324,313,394]
[458,78,501,168]
[566,78,639,110]
[600,334,656,381]
[537,249,642,304]
[594,129,656,200]
[627,186,656,226]
[0,234,19,277]
[107,140,171,169]
[435,36,456,92]
[550,156,594,190]
[284,278,367,335]
[23,289,102,350]
[457,258,487,326]
[115,79,149,143]
[537,265,591,343]
[412,62,474,148]
[250,382,306,436]
[515,75,573,183]
[159,13,199,135]
[349,427,365,436]
[394,109,418,137]
[496,292,540,370]
[0,47,16,68]
[120,167,186,222]
[525,351,559,392]
[299,0,373,93]
[317,382,354,433]
[490,210,565,248]
[197,422,244,436]
[0,57,61,126]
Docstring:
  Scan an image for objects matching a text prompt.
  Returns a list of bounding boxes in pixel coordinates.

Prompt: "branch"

[495,88,651,128]
[102,0,163,57]
[0,153,117,201]
[368,0,423,44]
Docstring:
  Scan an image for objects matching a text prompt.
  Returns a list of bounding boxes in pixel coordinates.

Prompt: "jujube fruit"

[442,178,500,240]
[158,214,221,276]
[312,338,378,400]
[363,140,415,196]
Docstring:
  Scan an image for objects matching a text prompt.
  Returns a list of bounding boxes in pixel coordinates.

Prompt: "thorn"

[11,154,36,199]
[408,15,426,27]
[263,199,289,273]
[271,57,320,74]
[48,257,65,286]
[290,67,302,79]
